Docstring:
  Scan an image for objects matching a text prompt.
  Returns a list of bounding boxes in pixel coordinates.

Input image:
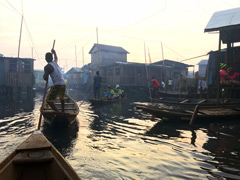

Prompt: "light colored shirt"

[49,61,65,85]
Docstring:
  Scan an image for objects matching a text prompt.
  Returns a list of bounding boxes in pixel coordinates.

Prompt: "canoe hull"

[42,94,79,126]
[0,131,81,180]
[137,105,240,121]
[89,97,125,106]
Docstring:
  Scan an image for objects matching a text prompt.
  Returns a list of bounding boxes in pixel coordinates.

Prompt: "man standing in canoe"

[93,71,102,99]
[43,49,66,112]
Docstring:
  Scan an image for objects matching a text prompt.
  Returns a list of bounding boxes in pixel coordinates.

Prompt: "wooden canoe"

[150,97,240,108]
[0,130,81,180]
[42,94,79,126]
[89,97,125,106]
[137,105,240,121]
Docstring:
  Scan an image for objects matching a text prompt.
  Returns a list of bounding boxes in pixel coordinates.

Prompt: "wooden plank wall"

[5,72,33,87]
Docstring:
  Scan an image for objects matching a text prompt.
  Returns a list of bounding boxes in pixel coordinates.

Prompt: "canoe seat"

[197,99,207,104]
[13,150,53,164]
[55,103,75,105]
[180,99,189,103]
[43,108,77,110]
[184,110,194,114]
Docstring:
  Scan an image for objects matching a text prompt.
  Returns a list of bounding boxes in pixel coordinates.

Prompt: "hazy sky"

[0,0,240,71]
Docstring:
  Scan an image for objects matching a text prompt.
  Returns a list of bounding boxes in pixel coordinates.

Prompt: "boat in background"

[0,130,81,180]
[89,97,126,106]
[137,105,240,121]
[150,97,240,108]
[42,94,79,126]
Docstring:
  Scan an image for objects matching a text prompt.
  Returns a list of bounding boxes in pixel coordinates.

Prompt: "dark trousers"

[94,89,100,99]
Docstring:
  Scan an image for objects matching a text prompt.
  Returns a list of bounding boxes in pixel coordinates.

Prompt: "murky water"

[0,89,240,179]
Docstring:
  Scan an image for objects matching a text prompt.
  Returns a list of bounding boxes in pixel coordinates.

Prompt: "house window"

[103,69,107,76]
[136,67,142,76]
[116,68,120,75]
[123,67,134,76]
[9,60,17,72]
[108,69,113,76]
[22,61,31,73]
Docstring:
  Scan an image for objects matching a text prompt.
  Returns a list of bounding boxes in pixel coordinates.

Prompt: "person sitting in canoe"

[114,84,124,98]
[219,63,229,85]
[227,67,240,85]
[109,86,115,97]
[104,88,112,99]
[43,49,66,112]
[104,86,115,100]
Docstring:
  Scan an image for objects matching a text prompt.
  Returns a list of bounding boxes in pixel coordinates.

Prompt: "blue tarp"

[83,73,88,84]
[207,51,214,85]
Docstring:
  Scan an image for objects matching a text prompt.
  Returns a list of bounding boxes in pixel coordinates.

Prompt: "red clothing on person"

[152,79,160,88]
[228,72,239,80]
[220,70,227,80]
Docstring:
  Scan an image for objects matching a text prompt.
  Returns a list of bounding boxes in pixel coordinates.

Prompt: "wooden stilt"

[189,105,199,126]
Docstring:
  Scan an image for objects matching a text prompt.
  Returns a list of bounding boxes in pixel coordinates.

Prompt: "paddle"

[37,40,55,130]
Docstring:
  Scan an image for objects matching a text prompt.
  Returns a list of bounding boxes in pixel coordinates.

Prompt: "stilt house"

[204,7,240,99]
[0,56,34,95]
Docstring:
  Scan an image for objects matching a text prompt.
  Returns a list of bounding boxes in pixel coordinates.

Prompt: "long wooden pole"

[144,42,152,102]
[82,47,84,66]
[52,40,55,50]
[37,79,48,130]
[96,27,99,44]
[17,15,23,59]
[75,45,77,67]
[37,40,55,130]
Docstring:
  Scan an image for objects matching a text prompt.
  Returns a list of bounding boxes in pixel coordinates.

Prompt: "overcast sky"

[0,0,239,71]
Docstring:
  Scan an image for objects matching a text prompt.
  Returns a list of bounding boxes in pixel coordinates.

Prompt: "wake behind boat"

[0,130,81,180]
[42,94,79,126]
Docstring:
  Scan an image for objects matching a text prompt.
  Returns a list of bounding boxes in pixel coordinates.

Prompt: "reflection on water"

[0,90,240,179]
[42,120,79,157]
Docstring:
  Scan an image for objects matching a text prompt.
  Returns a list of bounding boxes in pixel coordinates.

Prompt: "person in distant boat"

[93,71,102,99]
[227,67,239,80]
[113,85,123,99]
[116,86,123,98]
[219,63,229,85]
[43,49,66,112]
[227,67,240,85]
[104,88,112,99]
[109,86,115,97]
[161,81,165,90]
[152,76,160,97]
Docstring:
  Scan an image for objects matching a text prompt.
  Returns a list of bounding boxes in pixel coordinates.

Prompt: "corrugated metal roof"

[197,60,208,65]
[89,43,129,54]
[153,59,193,67]
[0,57,35,61]
[66,67,82,74]
[101,61,172,68]
[205,7,240,32]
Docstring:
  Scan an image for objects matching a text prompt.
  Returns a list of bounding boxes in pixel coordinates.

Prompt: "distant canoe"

[137,105,240,121]
[89,97,125,106]
[42,94,79,126]
[0,130,81,180]
[150,97,240,108]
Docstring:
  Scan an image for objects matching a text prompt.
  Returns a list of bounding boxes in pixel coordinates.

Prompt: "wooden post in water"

[189,105,199,126]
